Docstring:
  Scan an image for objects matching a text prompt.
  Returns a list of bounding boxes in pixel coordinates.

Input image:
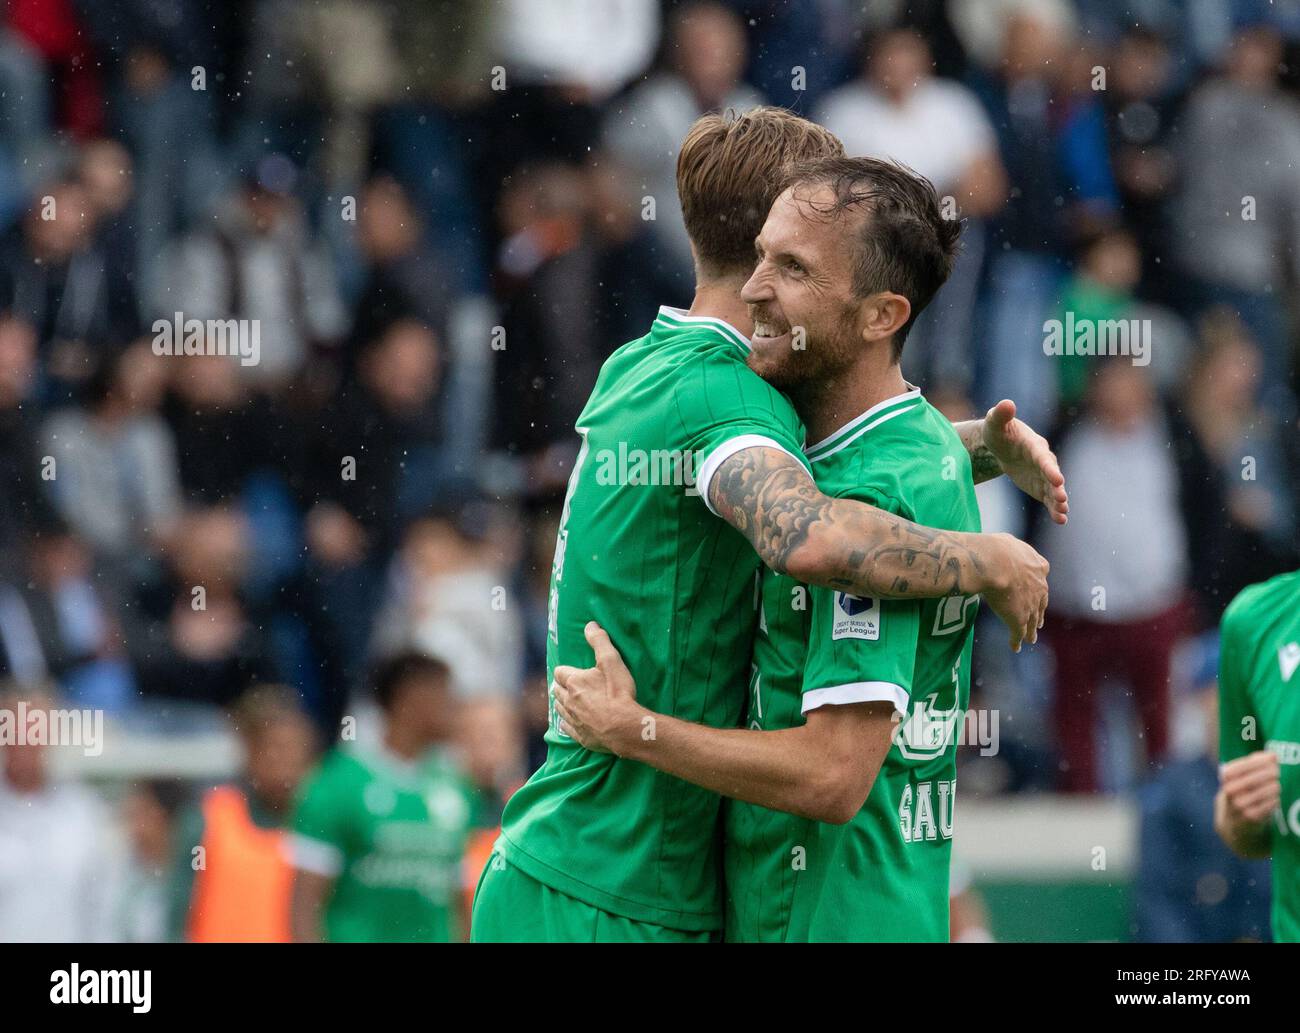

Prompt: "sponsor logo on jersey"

[1266,740,1300,766]
[894,692,963,760]
[832,592,880,640]
[1279,642,1300,683]
[932,594,980,636]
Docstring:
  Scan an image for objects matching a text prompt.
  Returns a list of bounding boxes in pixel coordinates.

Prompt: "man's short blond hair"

[676,106,844,276]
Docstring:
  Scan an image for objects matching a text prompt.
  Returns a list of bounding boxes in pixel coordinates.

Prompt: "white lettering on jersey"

[1279,642,1300,683]
[913,781,937,841]
[897,779,957,843]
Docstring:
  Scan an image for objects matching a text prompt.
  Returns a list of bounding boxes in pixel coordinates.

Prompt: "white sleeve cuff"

[697,435,808,516]
[802,681,909,715]
[287,833,344,876]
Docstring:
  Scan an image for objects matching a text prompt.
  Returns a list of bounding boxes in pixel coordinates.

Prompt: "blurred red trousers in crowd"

[1049,599,1192,794]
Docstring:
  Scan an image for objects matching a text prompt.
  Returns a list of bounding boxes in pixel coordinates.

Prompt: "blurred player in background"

[1215,568,1300,942]
[289,652,474,942]
[555,157,987,941]
[171,686,318,942]
[473,107,1062,943]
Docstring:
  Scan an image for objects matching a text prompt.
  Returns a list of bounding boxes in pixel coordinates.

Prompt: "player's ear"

[860,292,910,345]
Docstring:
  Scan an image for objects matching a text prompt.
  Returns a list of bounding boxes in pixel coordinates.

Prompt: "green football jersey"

[290,745,474,942]
[723,568,816,941]
[498,306,809,931]
[726,389,981,942]
[1218,569,1300,944]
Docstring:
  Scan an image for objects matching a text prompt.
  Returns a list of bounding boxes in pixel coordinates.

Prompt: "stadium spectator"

[41,343,181,571]
[490,163,609,468]
[1169,310,1299,622]
[1041,359,1190,793]
[170,685,318,942]
[112,779,190,943]
[0,684,122,941]
[346,176,455,380]
[970,6,1118,437]
[604,1,763,284]
[0,24,49,167]
[1098,25,1183,299]
[1170,24,1300,417]
[586,156,689,348]
[371,492,525,704]
[77,139,138,297]
[0,312,52,572]
[289,652,473,942]
[161,352,277,505]
[6,0,104,137]
[293,317,449,716]
[491,0,659,101]
[0,178,141,400]
[100,34,225,303]
[2,523,135,710]
[130,505,273,708]
[1052,228,1191,410]
[816,27,1006,394]
[156,158,347,388]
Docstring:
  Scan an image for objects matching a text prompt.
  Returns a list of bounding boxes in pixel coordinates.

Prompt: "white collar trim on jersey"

[804,383,923,458]
[656,305,751,352]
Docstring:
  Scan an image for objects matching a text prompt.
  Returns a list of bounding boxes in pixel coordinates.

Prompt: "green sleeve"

[801,487,919,715]
[673,353,809,512]
[1218,596,1260,764]
[288,757,349,877]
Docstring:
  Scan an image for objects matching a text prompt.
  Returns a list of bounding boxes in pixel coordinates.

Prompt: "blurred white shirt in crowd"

[815,77,997,193]
[1039,416,1188,622]
[0,776,124,941]
[494,0,660,98]
[372,567,525,701]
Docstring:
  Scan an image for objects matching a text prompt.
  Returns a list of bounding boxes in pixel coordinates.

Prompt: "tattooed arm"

[952,399,1069,524]
[709,446,1048,650]
[952,419,1003,484]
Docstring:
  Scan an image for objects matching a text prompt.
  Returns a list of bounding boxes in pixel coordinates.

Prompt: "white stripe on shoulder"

[697,434,809,517]
[802,681,910,715]
[809,404,920,463]
[804,386,922,457]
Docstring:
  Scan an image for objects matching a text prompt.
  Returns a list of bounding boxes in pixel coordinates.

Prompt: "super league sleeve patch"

[832,592,881,641]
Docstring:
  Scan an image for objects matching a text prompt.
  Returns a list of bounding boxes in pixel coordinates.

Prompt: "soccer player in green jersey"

[289,653,475,942]
[554,156,1019,941]
[1215,569,1300,943]
[473,109,1062,942]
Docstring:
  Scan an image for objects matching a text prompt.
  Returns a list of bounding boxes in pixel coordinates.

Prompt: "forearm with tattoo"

[952,418,1002,484]
[709,447,994,599]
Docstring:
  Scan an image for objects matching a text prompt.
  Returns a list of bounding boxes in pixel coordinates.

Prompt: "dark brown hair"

[780,156,962,359]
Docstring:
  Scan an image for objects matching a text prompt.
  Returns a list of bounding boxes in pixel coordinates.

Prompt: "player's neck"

[796,356,909,446]
[687,277,753,338]
[383,725,430,762]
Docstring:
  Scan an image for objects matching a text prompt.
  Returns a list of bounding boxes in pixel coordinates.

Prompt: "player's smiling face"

[741,184,865,392]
